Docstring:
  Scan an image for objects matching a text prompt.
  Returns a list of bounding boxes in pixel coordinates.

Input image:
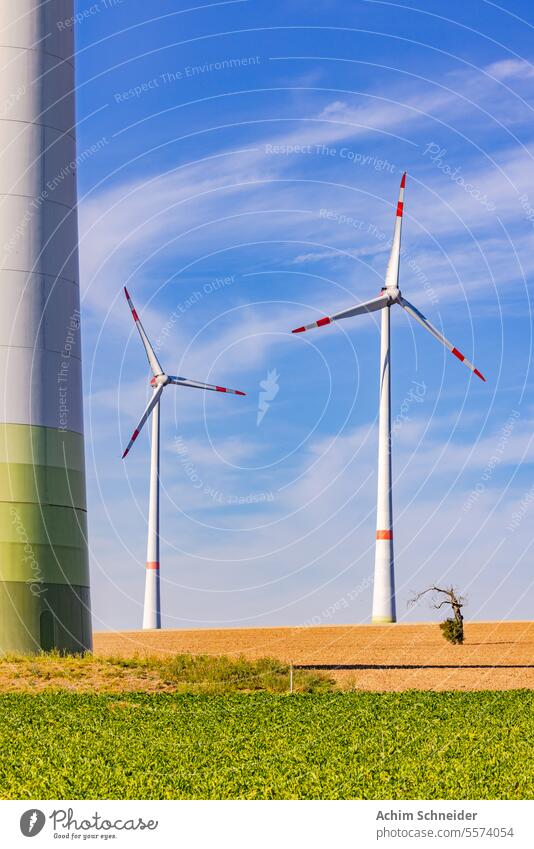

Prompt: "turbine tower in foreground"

[0,2,91,652]
[122,288,246,629]
[291,173,485,623]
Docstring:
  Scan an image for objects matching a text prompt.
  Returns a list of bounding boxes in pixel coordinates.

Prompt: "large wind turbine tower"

[0,2,91,652]
[291,173,485,624]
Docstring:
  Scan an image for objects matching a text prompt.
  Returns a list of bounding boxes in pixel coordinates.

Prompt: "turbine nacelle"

[382,286,400,304]
[150,373,169,388]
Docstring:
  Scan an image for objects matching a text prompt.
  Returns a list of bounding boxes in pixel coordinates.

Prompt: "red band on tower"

[376,530,393,540]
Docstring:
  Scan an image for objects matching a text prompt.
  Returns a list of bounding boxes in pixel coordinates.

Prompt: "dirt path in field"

[94,621,534,691]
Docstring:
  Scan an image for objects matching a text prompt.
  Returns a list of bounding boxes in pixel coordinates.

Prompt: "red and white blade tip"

[396,174,407,217]
[292,316,331,333]
[451,347,486,381]
[124,287,140,321]
[216,385,246,395]
[122,428,141,459]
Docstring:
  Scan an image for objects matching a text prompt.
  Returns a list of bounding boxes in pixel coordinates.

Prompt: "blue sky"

[72,0,534,631]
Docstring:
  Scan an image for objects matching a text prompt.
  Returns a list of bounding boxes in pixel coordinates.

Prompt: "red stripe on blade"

[292,326,305,333]
[400,172,406,188]
[131,309,139,321]
[122,449,129,459]
[376,530,393,540]
[146,561,160,571]
[132,429,139,440]
[216,386,227,392]
[396,201,404,217]
[236,391,246,396]
[452,347,465,362]
[474,368,486,382]
[124,287,130,299]
[316,317,331,327]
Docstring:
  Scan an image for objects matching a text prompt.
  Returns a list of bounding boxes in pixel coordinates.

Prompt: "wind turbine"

[291,173,485,624]
[121,287,246,629]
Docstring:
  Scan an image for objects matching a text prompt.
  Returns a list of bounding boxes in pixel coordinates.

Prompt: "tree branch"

[408,585,465,611]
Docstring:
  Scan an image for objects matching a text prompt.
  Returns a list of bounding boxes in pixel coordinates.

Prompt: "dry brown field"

[94,620,534,691]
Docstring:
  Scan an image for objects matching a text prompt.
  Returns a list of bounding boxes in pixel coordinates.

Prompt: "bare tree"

[409,586,465,644]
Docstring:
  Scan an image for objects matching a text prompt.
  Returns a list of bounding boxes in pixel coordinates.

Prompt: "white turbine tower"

[291,173,486,624]
[121,288,246,629]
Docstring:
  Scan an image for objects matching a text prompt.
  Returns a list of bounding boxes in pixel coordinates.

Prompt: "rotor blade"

[292,293,389,333]
[384,171,406,289]
[121,385,164,458]
[399,296,486,381]
[124,287,164,377]
[168,376,246,396]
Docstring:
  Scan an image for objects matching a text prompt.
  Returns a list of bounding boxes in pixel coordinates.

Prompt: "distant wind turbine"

[121,288,246,629]
[291,173,486,623]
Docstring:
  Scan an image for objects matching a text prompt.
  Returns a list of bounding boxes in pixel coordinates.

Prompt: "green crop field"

[0,691,532,799]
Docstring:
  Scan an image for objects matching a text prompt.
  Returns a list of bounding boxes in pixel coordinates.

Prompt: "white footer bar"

[2,799,532,848]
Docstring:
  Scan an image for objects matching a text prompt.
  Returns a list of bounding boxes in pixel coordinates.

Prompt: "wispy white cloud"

[485,59,534,81]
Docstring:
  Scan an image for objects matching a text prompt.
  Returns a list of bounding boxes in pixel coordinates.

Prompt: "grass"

[0,690,532,799]
[0,651,332,694]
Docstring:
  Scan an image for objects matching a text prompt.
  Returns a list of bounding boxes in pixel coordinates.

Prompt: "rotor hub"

[150,373,169,387]
[382,287,400,304]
